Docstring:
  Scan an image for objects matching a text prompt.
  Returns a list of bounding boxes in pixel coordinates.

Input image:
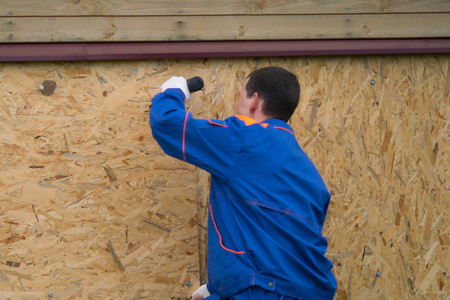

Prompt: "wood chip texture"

[0,55,448,299]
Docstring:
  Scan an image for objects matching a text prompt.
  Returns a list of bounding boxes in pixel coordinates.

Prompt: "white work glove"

[161,76,192,101]
[192,284,210,300]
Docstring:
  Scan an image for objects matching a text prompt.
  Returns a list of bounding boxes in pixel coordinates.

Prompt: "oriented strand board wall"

[0,54,449,299]
[0,60,202,299]
[290,55,449,299]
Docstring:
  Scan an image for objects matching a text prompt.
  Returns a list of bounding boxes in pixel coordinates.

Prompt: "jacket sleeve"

[150,88,242,180]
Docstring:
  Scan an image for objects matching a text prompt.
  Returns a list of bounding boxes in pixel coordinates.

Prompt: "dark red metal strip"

[0,39,449,62]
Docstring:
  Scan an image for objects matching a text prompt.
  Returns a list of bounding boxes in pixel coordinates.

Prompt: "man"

[150,66,337,299]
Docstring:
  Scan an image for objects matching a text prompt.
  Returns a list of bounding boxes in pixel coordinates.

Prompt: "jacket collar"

[235,115,294,135]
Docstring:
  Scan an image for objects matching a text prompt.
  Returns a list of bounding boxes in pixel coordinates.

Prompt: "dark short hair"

[246,66,300,122]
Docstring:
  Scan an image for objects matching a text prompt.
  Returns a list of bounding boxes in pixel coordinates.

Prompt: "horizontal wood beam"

[2,14,450,43]
[1,39,449,62]
[1,0,449,16]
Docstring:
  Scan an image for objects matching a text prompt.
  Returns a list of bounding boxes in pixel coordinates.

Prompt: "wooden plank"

[2,13,450,43]
[1,0,449,16]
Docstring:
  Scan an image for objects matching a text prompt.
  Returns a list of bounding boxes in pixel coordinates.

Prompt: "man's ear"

[249,92,260,113]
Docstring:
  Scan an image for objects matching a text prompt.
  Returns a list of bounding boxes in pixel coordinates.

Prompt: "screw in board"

[370,80,376,85]
[39,80,57,96]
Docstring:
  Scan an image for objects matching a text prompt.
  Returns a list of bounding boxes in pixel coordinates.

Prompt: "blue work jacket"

[150,88,337,299]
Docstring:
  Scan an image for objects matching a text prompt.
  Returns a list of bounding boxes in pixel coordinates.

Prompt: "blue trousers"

[206,286,300,300]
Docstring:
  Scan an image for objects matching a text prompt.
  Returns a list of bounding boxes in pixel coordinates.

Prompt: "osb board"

[288,54,449,299]
[0,54,449,299]
[0,60,204,299]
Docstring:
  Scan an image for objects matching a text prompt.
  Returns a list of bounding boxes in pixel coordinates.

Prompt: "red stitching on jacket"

[207,119,227,127]
[210,203,245,255]
[273,126,294,135]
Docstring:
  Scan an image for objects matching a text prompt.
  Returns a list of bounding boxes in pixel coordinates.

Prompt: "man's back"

[203,115,336,299]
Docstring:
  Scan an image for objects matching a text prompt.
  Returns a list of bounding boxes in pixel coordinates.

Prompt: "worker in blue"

[149,66,337,300]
